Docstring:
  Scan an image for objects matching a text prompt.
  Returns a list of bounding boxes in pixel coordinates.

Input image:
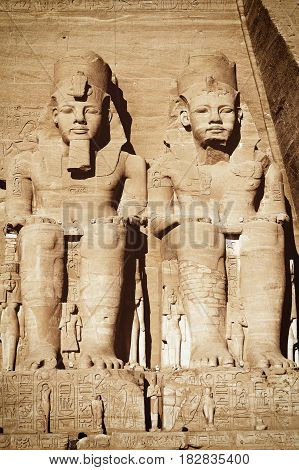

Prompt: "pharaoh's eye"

[196,107,209,114]
[85,107,101,115]
[220,107,234,114]
[59,106,73,114]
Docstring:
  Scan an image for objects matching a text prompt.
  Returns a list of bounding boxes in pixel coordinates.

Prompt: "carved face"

[53,94,103,144]
[169,293,177,304]
[4,279,16,292]
[181,92,240,148]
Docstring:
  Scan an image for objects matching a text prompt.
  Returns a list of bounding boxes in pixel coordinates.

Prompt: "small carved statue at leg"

[129,260,146,368]
[288,260,298,365]
[163,289,186,369]
[59,303,82,368]
[147,373,162,432]
[0,264,21,371]
[226,310,248,367]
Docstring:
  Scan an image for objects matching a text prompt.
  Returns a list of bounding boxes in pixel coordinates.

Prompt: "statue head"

[51,50,111,171]
[3,279,16,292]
[1,264,19,293]
[178,53,242,152]
[67,303,77,315]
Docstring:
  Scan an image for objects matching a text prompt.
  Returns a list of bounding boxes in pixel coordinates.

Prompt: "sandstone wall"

[244,0,298,245]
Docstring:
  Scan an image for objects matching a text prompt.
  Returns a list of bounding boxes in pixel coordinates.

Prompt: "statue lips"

[71,127,89,135]
[206,126,225,134]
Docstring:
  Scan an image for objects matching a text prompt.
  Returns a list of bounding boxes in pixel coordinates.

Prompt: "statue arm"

[148,185,178,238]
[258,163,288,222]
[76,316,83,341]
[123,154,147,220]
[5,153,33,226]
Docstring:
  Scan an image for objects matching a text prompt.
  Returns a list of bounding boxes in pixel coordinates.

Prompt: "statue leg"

[169,222,233,367]
[240,220,294,368]
[19,223,64,370]
[79,220,126,369]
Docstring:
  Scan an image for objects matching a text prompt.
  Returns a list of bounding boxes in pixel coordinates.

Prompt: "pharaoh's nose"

[74,109,86,124]
[209,109,222,123]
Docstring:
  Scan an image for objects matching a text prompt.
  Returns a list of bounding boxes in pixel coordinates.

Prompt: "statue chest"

[32,166,123,197]
[169,163,226,199]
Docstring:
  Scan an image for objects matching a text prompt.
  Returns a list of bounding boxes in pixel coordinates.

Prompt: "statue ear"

[237,107,243,124]
[52,108,58,125]
[180,109,190,128]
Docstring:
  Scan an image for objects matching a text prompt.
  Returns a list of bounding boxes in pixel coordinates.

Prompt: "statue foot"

[79,352,123,369]
[247,346,296,369]
[25,353,57,370]
[190,343,234,368]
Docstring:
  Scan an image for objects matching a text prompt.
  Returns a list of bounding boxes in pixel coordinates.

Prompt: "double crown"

[177,53,238,102]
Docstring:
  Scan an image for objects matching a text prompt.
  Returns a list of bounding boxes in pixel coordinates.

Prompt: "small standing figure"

[226,311,248,367]
[0,264,22,371]
[41,383,51,433]
[129,262,146,368]
[203,387,215,427]
[59,303,82,368]
[288,260,298,365]
[163,289,186,369]
[147,373,162,432]
[91,394,105,434]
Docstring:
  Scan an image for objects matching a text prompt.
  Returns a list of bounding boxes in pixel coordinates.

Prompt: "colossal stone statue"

[4,50,147,370]
[149,53,294,370]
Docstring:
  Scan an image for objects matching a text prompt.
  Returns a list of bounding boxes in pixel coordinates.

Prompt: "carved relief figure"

[0,264,22,371]
[149,53,293,369]
[129,261,146,368]
[162,289,186,369]
[41,383,51,433]
[59,303,82,368]
[147,373,162,432]
[202,387,215,427]
[91,394,104,434]
[4,50,147,370]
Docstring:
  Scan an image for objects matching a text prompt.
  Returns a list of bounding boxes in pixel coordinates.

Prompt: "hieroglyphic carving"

[161,369,299,433]
[112,431,186,450]
[0,0,233,13]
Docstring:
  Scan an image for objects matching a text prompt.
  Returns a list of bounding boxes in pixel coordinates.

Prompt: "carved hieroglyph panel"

[0,370,145,434]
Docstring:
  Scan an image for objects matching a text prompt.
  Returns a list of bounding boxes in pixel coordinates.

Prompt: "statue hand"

[126,215,147,227]
[276,213,289,224]
[5,215,26,231]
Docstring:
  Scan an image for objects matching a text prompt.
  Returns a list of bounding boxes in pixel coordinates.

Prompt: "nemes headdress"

[52,50,111,102]
[177,53,238,102]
